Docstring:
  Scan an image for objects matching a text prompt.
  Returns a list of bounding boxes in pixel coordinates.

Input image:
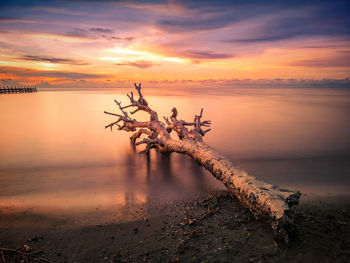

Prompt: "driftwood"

[104,83,301,244]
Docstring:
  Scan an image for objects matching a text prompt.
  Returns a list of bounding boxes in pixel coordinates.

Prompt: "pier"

[0,86,37,94]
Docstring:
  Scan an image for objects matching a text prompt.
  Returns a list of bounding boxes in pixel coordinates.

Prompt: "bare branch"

[131,108,140,115]
[164,106,211,141]
[189,108,212,138]
[171,107,178,118]
[183,121,195,126]
[135,138,155,146]
[105,120,121,131]
[104,111,124,118]
[127,92,134,103]
[130,129,153,144]
[135,137,161,154]
[163,117,173,133]
[114,100,130,119]
[134,83,143,99]
[120,104,133,110]
[104,83,170,151]
[201,120,211,127]
[140,143,159,154]
[166,107,190,139]
[202,128,211,135]
[163,116,171,125]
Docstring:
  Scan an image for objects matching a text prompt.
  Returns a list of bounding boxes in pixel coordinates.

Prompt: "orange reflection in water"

[0,88,350,223]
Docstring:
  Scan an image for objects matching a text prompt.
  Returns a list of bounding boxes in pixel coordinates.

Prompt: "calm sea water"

[0,87,349,222]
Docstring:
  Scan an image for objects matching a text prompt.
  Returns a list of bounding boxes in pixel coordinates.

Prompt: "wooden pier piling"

[0,86,37,94]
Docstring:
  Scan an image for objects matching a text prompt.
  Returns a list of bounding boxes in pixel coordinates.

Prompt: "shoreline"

[1,190,349,262]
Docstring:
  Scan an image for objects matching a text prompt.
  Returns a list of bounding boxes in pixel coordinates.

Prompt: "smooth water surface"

[0,88,349,222]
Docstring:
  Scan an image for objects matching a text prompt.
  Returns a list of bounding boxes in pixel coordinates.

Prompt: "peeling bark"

[105,83,301,244]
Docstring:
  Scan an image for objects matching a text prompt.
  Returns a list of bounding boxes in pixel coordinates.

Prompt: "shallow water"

[0,87,349,222]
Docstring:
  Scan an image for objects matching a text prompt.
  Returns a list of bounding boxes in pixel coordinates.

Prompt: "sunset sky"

[0,0,350,89]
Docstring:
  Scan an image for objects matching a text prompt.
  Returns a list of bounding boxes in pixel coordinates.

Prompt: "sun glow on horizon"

[102,45,187,64]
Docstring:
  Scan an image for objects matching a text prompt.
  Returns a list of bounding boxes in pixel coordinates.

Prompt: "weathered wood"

[105,83,301,244]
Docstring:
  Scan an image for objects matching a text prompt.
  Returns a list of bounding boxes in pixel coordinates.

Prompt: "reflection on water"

[0,88,349,222]
[0,144,223,221]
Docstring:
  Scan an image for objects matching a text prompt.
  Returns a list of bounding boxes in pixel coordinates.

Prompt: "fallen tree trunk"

[105,83,301,244]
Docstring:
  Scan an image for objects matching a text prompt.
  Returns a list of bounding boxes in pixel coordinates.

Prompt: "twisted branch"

[135,138,161,154]
[165,107,211,141]
[104,83,211,151]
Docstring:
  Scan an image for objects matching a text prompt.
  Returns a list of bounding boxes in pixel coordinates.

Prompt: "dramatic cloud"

[17,55,88,65]
[223,10,350,44]
[0,0,349,87]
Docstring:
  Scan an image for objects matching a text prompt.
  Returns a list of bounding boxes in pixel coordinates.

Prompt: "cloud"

[153,1,270,33]
[291,56,350,68]
[222,4,350,44]
[0,78,17,86]
[1,0,350,83]
[222,17,328,44]
[0,16,13,20]
[17,55,89,65]
[0,16,38,24]
[89,27,113,34]
[65,27,89,38]
[224,35,296,44]
[154,1,350,47]
[302,44,347,49]
[64,27,130,42]
[152,44,234,61]
[145,78,350,91]
[0,66,106,80]
[338,50,350,54]
[108,36,134,42]
[32,7,86,16]
[0,41,12,50]
[156,16,233,33]
[116,60,158,69]
[180,50,234,59]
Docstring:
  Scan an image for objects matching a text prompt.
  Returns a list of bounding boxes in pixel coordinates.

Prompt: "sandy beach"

[1,190,349,262]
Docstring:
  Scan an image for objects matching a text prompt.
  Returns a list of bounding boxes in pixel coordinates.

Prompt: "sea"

[1,87,349,223]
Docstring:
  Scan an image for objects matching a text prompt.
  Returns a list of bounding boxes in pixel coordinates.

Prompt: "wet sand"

[1,191,349,263]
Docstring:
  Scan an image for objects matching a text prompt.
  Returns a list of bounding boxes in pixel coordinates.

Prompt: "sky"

[0,0,350,89]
